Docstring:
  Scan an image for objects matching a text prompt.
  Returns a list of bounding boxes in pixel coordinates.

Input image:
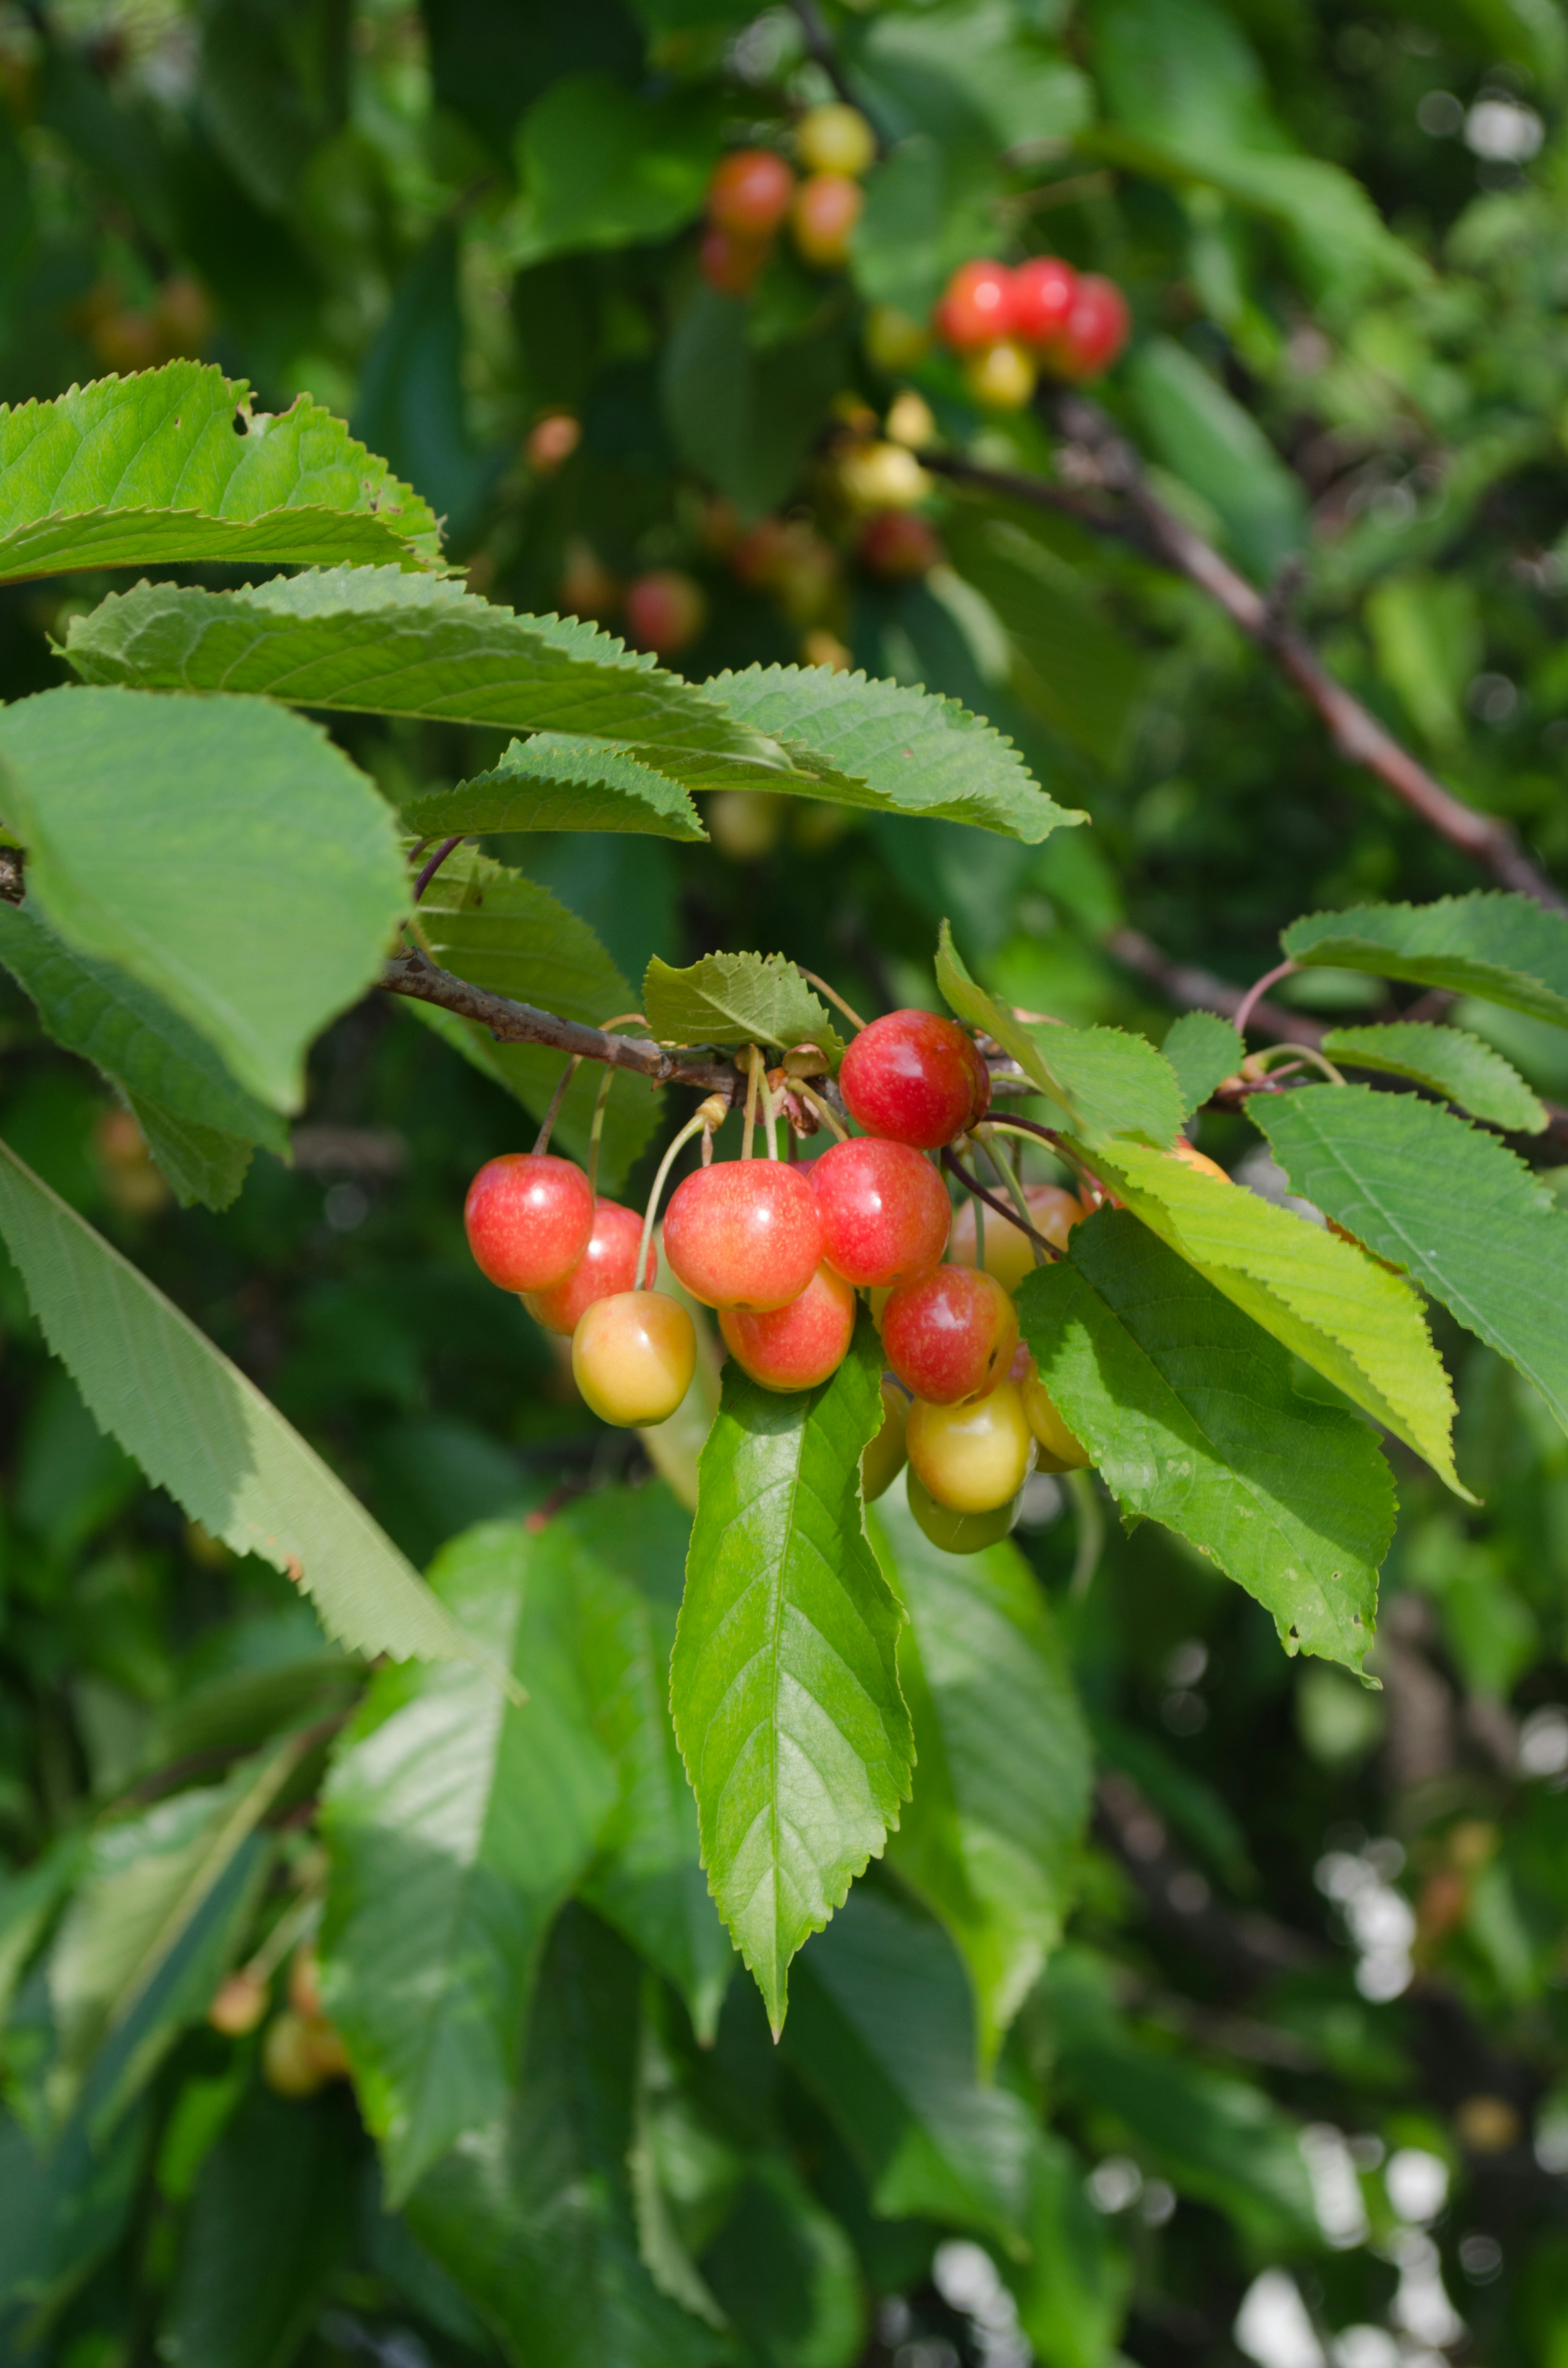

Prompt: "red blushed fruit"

[791,171,863,268]
[699,224,769,296]
[934,259,1016,350]
[1011,255,1078,349]
[465,1153,594,1293]
[857,509,941,580]
[1050,274,1130,378]
[838,1009,991,1149]
[882,1264,1018,1405]
[624,569,706,656]
[525,1200,655,1335]
[663,1160,824,1311]
[811,1136,951,1288]
[719,1262,855,1392]
[708,148,795,237]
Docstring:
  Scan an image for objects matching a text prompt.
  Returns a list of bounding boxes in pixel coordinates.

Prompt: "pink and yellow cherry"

[934,259,1016,351]
[811,1135,951,1289]
[262,2010,330,2098]
[1011,255,1078,350]
[882,1264,1018,1405]
[906,1379,1034,1514]
[796,103,876,178]
[1050,274,1130,379]
[625,569,706,656]
[708,147,795,239]
[525,1200,655,1335]
[719,1261,855,1392]
[465,1153,594,1294]
[907,1465,1021,1555]
[857,508,941,580]
[838,1008,991,1149]
[792,172,863,267]
[208,1969,268,2036]
[663,1160,824,1311]
[1012,1348,1091,1471]
[572,1291,697,1426]
[862,1378,910,1503]
[951,1182,1088,1294]
[1165,1137,1230,1184]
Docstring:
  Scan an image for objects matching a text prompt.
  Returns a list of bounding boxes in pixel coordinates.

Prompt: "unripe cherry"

[465,1153,595,1293]
[720,1261,855,1392]
[934,259,1016,350]
[208,1969,268,2036]
[1017,1355,1091,1471]
[792,172,863,268]
[526,1199,655,1334]
[962,338,1036,411]
[906,1380,1034,1513]
[862,1378,909,1503]
[796,103,876,178]
[625,569,706,657]
[1165,1137,1230,1184]
[864,304,931,372]
[663,1160,824,1311]
[838,1008,991,1149]
[1051,274,1130,379]
[907,1465,1021,1555]
[857,508,941,580]
[1011,255,1078,349]
[882,1264,1018,1405]
[572,1291,697,1426]
[700,225,770,296]
[811,1135,950,1288]
[951,1182,1087,1294]
[263,2010,329,2098]
[708,147,795,237]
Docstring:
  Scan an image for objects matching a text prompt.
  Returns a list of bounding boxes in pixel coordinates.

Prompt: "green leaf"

[1128,340,1308,584]
[1364,571,1481,754]
[0,1133,498,1674]
[1008,2133,1131,2368]
[0,362,443,580]
[122,1092,256,1214]
[1319,1022,1548,1132]
[407,1908,731,2368]
[872,1483,1092,2064]
[1080,1133,1464,1492]
[321,1519,617,2203]
[670,1310,913,2034]
[1161,1011,1245,1118]
[700,2155,864,2368]
[644,952,844,1064]
[412,843,658,1191]
[1019,1211,1394,1672]
[703,665,1080,845]
[1254,1086,1568,1442]
[0,686,408,1115]
[406,734,706,842]
[662,286,852,522]
[198,0,350,212]
[517,74,724,261]
[861,2,1092,152]
[936,923,1184,1149]
[1282,893,1568,1029]
[783,1884,1036,2245]
[560,1487,736,2044]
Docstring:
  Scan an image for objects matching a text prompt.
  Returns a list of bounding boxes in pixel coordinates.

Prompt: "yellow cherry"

[572,1291,697,1426]
[906,1380,1035,1514]
[907,1466,1021,1555]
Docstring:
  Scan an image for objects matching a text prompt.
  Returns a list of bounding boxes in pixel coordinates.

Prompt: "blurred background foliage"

[2,0,1568,2364]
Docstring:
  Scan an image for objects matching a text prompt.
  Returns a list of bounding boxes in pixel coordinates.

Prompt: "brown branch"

[1107,926,1324,1049]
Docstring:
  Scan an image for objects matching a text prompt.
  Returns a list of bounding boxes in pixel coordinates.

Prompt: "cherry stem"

[412,835,464,903]
[972,1175,985,1271]
[942,1147,1061,1261]
[762,1066,780,1161]
[976,1130,1045,1265]
[1067,1468,1105,1599]
[1253,1041,1346,1086]
[796,1080,849,1141]
[532,1055,581,1155]
[741,1046,762,1162]
[979,1115,1100,1203]
[797,968,868,1032]
[637,1111,715,1292]
[1233,959,1299,1039]
[583,1013,650,1198]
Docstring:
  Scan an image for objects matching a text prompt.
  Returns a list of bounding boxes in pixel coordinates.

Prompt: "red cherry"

[663,1160,824,1311]
[525,1200,655,1335]
[624,570,706,656]
[811,1136,951,1288]
[699,224,770,296]
[857,509,941,580]
[881,1265,1018,1405]
[708,149,795,237]
[465,1154,594,1293]
[838,1010,991,1149]
[934,260,1016,352]
[719,1261,855,1392]
[1050,274,1129,379]
[1011,256,1078,350]
[791,172,863,268]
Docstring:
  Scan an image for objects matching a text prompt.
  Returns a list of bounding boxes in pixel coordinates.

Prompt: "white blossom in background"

[931,2242,1029,2368]
[1387,2228,1466,2348]
[1384,2148,1448,2226]
[1314,1841,1415,1999]
[1464,97,1545,160]
[1518,1704,1568,1779]
[1330,2328,1399,2368]
[1300,2125,1370,2249]
[1234,2270,1325,2368]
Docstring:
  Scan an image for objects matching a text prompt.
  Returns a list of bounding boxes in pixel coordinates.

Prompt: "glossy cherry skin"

[525,1200,655,1335]
[1011,255,1078,348]
[792,172,863,267]
[934,259,1016,350]
[951,1182,1087,1295]
[881,1264,1018,1404]
[862,1378,909,1503]
[1015,1351,1091,1471]
[1050,273,1130,378]
[838,1009,991,1149]
[708,148,795,237]
[464,1153,594,1293]
[719,1261,855,1392]
[572,1291,697,1426]
[811,1136,951,1288]
[906,1379,1035,1513]
[663,1160,824,1311]
[796,103,876,178]
[907,1465,1021,1555]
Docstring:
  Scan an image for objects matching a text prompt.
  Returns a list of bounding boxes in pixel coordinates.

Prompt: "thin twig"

[412,836,464,902]
[942,1146,1061,1260]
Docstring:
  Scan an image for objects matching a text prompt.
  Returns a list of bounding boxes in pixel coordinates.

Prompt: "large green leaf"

[1009,2134,1130,2368]
[1128,340,1307,584]
[937,923,1183,1148]
[1161,1011,1244,1119]
[121,1092,256,1215]
[0,362,443,579]
[321,1520,616,2203]
[670,1310,913,2033]
[0,687,407,1114]
[1254,1086,1568,1441]
[699,2155,863,2368]
[873,1484,1092,2063]
[1283,894,1568,1028]
[407,1909,730,2368]
[1081,1133,1464,1492]
[662,285,853,522]
[1319,1022,1546,1133]
[644,952,844,1065]
[405,734,706,841]
[0,1134,495,1675]
[516,74,724,261]
[1018,1211,1394,1672]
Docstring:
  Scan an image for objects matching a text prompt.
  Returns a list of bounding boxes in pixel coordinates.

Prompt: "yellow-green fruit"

[208,1970,268,2036]
[1021,1367,1091,1471]
[262,2010,329,2098]
[907,1466,1021,1555]
[862,1378,910,1503]
[951,1183,1087,1294]
[796,102,876,178]
[864,305,931,373]
[906,1380,1034,1513]
[573,1291,697,1426]
[962,338,1036,410]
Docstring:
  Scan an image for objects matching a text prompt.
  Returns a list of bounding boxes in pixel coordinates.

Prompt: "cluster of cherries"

[932,254,1130,411]
[463,1007,1096,1554]
[701,104,877,296]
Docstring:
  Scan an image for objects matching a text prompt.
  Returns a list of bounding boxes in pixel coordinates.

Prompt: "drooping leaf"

[0,1134,498,1675]
[644,952,844,1065]
[670,1310,913,2033]
[0,361,443,580]
[873,1483,1092,2063]
[0,687,408,1115]
[1018,1211,1395,1672]
[122,1092,256,1214]
[1283,894,1568,1028]
[937,923,1183,1148]
[405,734,706,842]
[1008,2133,1131,2368]
[1319,1022,1546,1133]
[1160,1011,1245,1119]
[321,1520,617,2203]
[1254,1085,1568,1441]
